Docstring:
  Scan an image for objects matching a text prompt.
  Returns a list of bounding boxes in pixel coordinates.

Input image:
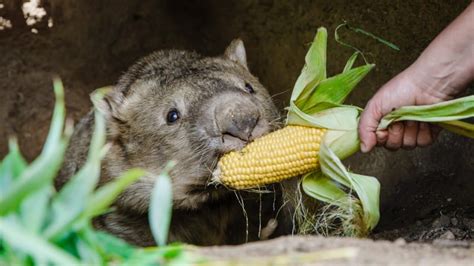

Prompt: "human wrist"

[408,2,474,99]
[408,43,473,101]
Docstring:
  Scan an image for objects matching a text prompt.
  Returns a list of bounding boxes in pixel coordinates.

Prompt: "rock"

[450,217,458,226]
[439,230,455,240]
[433,239,470,249]
[432,218,441,228]
[394,238,406,246]
[439,215,451,227]
[462,218,474,229]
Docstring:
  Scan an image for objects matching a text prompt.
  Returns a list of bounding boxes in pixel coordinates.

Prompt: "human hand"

[358,67,448,152]
[358,2,474,153]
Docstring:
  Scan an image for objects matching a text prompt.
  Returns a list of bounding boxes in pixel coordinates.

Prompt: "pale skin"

[359,2,474,152]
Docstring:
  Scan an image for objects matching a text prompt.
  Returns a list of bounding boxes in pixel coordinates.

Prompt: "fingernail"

[360,142,368,153]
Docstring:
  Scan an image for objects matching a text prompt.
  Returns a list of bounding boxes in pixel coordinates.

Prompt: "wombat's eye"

[166,108,180,124]
[244,83,255,94]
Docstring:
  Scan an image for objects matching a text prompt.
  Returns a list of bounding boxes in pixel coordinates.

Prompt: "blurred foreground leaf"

[0,79,72,216]
[0,80,194,265]
[149,162,175,246]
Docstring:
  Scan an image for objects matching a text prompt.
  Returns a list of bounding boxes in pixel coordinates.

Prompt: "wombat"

[56,39,292,246]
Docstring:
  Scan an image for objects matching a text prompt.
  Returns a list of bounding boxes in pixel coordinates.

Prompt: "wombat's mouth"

[203,120,276,187]
[205,133,249,159]
[218,134,249,154]
[207,114,274,156]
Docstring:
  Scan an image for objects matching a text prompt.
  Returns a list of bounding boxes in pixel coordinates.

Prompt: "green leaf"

[167,249,201,266]
[44,109,107,240]
[82,168,145,220]
[318,141,380,232]
[0,139,27,195]
[345,23,400,51]
[0,219,80,265]
[75,225,121,265]
[20,186,52,234]
[149,162,175,246]
[318,142,351,188]
[378,95,474,131]
[42,78,67,155]
[334,22,399,63]
[301,64,374,114]
[123,249,166,266]
[437,120,474,138]
[349,173,380,230]
[324,130,360,162]
[343,52,359,73]
[44,163,100,239]
[94,231,136,260]
[76,234,103,265]
[0,233,28,265]
[291,27,328,103]
[0,79,72,216]
[123,245,187,266]
[287,102,360,131]
[123,243,199,266]
[55,232,81,258]
[302,172,349,207]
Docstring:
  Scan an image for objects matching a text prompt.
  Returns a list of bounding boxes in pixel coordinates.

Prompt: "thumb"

[358,99,384,153]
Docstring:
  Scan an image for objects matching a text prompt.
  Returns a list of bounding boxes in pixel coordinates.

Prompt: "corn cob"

[213,125,326,189]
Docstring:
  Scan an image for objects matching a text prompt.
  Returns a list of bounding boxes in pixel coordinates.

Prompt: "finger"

[430,124,442,140]
[417,122,433,147]
[359,99,384,153]
[376,130,388,146]
[385,122,404,150]
[402,121,418,150]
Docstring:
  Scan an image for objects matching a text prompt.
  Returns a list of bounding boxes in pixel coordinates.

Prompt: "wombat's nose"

[223,114,259,141]
[215,100,260,142]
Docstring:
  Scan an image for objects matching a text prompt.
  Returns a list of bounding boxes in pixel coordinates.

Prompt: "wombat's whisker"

[205,158,219,185]
[189,139,218,182]
[234,191,249,243]
[270,89,290,99]
[269,118,284,126]
[268,118,285,130]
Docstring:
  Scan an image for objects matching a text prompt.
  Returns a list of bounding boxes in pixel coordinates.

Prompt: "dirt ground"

[196,204,474,264]
[199,235,474,265]
[1,0,473,264]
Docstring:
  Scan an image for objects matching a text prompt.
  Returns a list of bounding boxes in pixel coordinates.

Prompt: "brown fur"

[56,40,292,246]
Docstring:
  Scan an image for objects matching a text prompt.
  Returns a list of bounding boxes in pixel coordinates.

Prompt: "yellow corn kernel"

[213,125,326,189]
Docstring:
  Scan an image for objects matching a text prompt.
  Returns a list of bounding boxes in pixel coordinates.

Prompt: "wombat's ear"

[224,39,248,70]
[91,87,123,121]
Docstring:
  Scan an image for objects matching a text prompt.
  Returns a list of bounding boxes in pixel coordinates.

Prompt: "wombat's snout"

[219,108,258,141]
[214,96,264,153]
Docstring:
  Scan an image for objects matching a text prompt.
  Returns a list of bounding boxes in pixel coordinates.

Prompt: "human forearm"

[410,2,474,99]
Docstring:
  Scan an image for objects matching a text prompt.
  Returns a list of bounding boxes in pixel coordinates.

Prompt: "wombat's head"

[97,40,280,213]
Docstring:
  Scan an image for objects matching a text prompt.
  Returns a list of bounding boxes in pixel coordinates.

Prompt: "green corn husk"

[288,27,474,236]
[379,95,474,138]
